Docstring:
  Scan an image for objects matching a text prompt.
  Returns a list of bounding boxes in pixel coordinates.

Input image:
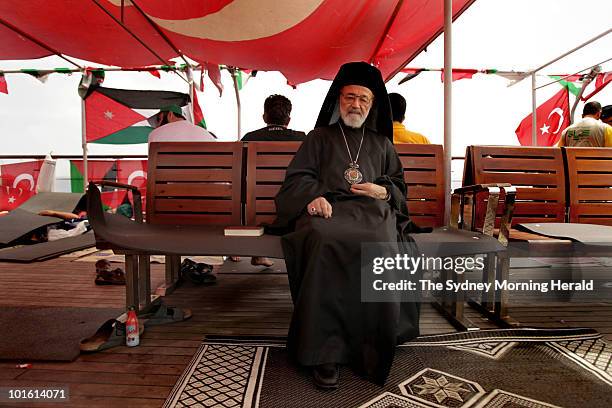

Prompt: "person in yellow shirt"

[388,93,431,144]
[557,101,612,147]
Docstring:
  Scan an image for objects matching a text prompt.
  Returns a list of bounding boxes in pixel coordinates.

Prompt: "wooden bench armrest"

[450,183,516,245]
[90,180,143,223]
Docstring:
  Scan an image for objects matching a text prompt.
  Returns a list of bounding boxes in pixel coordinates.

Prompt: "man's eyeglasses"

[341,93,373,105]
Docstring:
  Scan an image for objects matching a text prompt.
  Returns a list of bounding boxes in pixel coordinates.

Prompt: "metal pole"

[443,0,452,225]
[187,67,195,122]
[81,98,88,190]
[531,28,611,74]
[231,68,242,140]
[531,73,537,146]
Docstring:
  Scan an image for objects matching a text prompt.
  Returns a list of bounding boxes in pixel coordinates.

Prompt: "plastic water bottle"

[126,307,140,347]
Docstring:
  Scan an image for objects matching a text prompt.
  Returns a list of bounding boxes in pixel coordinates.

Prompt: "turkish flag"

[116,160,148,210]
[0,160,42,191]
[516,88,570,146]
[85,91,146,142]
[116,160,148,188]
[0,186,35,211]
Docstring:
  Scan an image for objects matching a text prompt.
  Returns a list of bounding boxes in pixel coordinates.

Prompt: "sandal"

[181,259,216,285]
[79,318,144,352]
[141,303,193,327]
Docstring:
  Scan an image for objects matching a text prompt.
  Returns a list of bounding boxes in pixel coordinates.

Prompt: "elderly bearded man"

[269,62,422,389]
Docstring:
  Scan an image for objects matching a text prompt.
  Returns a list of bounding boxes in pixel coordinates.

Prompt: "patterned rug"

[164,328,612,408]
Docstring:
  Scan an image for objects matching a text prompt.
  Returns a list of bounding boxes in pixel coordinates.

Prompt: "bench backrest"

[465,146,566,225]
[395,144,445,228]
[146,142,243,225]
[245,142,302,226]
[565,147,612,225]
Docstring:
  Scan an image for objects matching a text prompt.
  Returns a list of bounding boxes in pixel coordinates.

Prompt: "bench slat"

[255,199,276,213]
[571,203,612,215]
[155,183,233,197]
[155,155,234,167]
[575,187,612,201]
[254,155,295,167]
[155,168,233,182]
[480,157,560,171]
[150,214,235,225]
[155,199,234,213]
[407,200,442,214]
[254,185,282,198]
[255,169,288,183]
[576,174,612,186]
[399,156,438,169]
[479,172,562,186]
[404,170,437,184]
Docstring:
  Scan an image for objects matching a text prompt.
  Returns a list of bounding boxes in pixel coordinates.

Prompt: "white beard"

[340,111,367,128]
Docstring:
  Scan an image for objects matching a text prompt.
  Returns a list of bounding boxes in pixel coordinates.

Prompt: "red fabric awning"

[0,0,475,84]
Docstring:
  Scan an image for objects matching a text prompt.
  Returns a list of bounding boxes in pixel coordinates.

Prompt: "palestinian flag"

[191,90,207,129]
[84,87,190,144]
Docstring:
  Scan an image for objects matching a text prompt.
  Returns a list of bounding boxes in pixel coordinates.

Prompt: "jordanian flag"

[84,87,190,144]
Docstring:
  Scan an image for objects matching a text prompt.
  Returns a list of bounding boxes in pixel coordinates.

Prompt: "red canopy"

[0,0,475,84]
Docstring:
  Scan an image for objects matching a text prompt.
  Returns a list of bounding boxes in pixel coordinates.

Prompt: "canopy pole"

[231,68,242,140]
[187,67,195,122]
[443,0,452,225]
[531,73,537,146]
[81,98,88,190]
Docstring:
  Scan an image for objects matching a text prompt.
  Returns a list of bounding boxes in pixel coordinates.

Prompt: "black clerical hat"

[315,61,393,142]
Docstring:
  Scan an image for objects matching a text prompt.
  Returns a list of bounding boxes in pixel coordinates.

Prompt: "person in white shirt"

[148,105,216,143]
[557,101,612,147]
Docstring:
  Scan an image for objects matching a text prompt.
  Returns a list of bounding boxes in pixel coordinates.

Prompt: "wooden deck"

[0,255,610,407]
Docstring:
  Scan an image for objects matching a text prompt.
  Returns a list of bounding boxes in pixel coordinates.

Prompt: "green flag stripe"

[90,126,153,144]
[70,161,84,193]
[550,76,581,97]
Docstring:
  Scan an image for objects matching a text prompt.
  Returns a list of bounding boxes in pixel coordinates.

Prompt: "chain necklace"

[338,122,364,184]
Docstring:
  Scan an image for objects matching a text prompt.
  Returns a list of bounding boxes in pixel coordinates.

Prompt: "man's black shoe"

[312,363,339,390]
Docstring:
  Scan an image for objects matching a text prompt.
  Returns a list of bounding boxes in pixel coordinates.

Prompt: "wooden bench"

[88,141,515,330]
[395,144,445,228]
[245,142,302,226]
[564,147,612,226]
[87,142,282,312]
[464,145,566,241]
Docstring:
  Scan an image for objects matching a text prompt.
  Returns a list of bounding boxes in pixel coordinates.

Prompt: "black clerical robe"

[271,122,420,383]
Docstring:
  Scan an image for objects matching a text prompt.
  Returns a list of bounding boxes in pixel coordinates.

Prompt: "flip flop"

[79,318,145,352]
[141,304,193,327]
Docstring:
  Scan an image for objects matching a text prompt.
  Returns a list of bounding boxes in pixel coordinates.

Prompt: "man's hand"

[306,197,333,218]
[350,183,388,200]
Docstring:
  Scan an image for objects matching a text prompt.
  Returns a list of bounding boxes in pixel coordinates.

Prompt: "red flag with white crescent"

[515,88,570,146]
[0,186,35,211]
[0,160,42,191]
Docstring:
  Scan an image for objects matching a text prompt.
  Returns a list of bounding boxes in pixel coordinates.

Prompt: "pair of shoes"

[312,363,339,390]
[251,256,274,267]
[94,259,126,285]
[79,318,144,352]
[181,259,217,285]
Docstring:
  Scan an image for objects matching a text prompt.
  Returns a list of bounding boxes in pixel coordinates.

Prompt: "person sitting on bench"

[269,62,421,389]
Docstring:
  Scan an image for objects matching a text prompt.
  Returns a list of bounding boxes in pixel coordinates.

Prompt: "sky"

[0,0,611,163]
